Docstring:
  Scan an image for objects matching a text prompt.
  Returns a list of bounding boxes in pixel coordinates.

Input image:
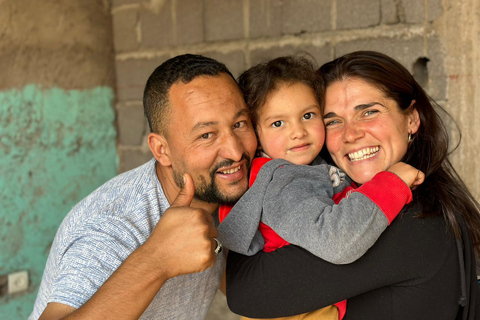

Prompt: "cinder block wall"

[110,2,480,318]
[111,0,480,203]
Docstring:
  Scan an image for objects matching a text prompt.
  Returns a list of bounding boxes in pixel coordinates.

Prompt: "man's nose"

[220,132,244,162]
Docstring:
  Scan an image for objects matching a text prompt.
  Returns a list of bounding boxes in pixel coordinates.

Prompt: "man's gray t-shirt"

[30,158,225,320]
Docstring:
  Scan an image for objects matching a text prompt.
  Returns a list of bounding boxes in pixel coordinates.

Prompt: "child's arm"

[217,158,271,256]
[259,159,421,264]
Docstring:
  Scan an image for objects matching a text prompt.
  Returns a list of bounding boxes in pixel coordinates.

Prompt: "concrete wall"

[1,0,479,319]
[110,2,479,317]
[0,0,118,318]
[111,0,480,204]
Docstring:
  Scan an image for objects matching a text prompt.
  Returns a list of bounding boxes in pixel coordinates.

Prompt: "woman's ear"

[148,132,172,167]
[407,100,421,134]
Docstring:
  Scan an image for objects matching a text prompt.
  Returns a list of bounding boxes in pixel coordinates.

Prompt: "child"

[217,56,424,320]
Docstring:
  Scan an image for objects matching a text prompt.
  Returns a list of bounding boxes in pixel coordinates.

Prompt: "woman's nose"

[342,122,364,142]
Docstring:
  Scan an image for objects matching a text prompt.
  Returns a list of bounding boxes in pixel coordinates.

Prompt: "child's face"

[256,82,325,165]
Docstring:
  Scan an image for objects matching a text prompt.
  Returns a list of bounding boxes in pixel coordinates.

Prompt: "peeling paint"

[0,85,118,318]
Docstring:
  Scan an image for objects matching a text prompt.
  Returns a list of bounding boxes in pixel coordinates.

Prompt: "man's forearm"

[38,242,169,320]
[70,244,168,319]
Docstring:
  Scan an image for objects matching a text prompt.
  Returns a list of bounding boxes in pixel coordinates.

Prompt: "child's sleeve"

[217,158,272,256]
[261,161,412,264]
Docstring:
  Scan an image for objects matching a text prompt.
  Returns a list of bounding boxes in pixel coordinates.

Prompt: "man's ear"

[407,100,421,134]
[148,132,172,167]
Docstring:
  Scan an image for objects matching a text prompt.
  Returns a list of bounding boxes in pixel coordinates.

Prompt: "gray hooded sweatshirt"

[218,158,411,264]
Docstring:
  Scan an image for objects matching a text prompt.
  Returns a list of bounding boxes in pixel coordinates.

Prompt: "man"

[30,54,258,319]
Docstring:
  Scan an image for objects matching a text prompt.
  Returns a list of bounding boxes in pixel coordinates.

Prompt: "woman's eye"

[364,109,379,116]
[303,112,315,120]
[324,119,339,127]
[271,120,284,128]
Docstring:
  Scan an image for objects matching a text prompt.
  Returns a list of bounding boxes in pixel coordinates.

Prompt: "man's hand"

[388,162,425,189]
[39,174,220,320]
[145,173,219,279]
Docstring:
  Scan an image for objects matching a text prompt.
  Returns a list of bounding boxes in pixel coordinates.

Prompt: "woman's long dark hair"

[318,51,480,255]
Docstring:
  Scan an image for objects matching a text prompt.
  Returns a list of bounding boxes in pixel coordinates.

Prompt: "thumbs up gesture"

[145,174,219,279]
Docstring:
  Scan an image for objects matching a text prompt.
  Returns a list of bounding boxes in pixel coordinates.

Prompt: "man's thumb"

[171,173,195,207]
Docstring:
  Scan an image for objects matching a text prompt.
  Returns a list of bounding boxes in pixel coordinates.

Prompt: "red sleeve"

[219,157,272,223]
[332,183,357,204]
[258,222,290,253]
[354,171,413,224]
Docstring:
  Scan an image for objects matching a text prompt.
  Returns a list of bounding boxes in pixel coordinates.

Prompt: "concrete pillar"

[0,0,117,317]
[433,0,480,200]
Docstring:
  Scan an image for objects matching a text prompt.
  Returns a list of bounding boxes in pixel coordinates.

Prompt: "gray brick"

[112,9,138,52]
[115,56,169,101]
[335,36,446,101]
[335,36,424,74]
[337,0,381,30]
[111,0,143,6]
[402,0,424,24]
[249,0,283,39]
[282,0,332,35]
[118,147,153,173]
[117,102,147,146]
[250,45,332,70]
[428,0,443,22]
[205,0,244,42]
[381,0,399,24]
[425,36,447,101]
[141,5,174,48]
[176,0,204,44]
[202,51,247,79]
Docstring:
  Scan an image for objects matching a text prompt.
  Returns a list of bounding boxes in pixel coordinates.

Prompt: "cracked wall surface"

[0,0,117,318]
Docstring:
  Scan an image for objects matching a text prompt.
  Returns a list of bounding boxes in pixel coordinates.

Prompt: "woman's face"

[323,78,420,185]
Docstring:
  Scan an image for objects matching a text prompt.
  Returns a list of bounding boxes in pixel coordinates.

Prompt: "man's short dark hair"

[143,54,235,135]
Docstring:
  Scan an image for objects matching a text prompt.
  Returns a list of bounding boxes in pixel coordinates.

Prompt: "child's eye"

[324,119,339,127]
[271,120,284,128]
[303,112,315,120]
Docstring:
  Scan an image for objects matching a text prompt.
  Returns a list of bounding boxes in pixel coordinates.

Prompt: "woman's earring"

[408,133,412,142]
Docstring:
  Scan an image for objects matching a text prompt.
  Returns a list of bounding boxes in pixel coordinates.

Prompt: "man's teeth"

[348,147,379,161]
[219,166,241,174]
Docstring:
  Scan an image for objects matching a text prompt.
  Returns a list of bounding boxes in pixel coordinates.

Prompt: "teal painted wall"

[0,85,118,319]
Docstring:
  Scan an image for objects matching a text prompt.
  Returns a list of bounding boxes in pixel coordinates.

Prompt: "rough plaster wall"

[0,0,117,318]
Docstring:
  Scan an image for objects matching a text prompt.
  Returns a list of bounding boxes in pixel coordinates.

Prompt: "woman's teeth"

[220,166,241,174]
[348,146,379,161]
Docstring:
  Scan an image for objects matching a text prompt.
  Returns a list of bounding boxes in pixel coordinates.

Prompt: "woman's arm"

[226,208,453,318]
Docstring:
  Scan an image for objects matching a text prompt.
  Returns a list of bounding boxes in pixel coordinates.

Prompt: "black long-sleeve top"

[226,204,480,319]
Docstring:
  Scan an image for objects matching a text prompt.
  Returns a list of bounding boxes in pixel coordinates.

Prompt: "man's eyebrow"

[236,108,249,118]
[323,102,385,118]
[192,121,218,132]
[191,109,249,131]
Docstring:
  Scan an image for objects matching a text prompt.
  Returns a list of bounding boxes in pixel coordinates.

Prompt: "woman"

[225,51,480,319]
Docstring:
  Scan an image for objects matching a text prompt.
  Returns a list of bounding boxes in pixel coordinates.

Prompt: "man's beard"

[173,153,251,205]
